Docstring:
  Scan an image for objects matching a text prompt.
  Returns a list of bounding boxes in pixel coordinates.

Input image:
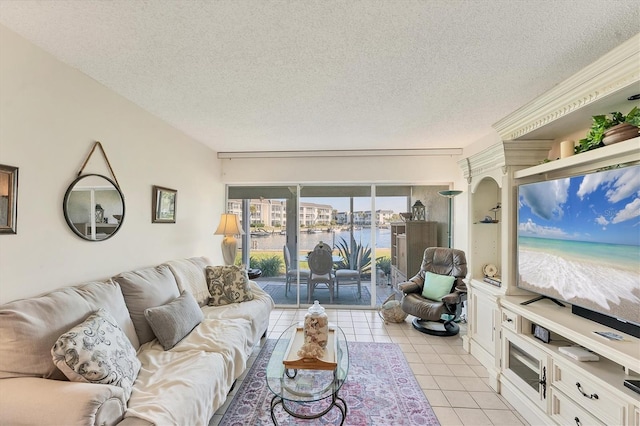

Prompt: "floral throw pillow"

[51,308,141,400]
[206,265,254,306]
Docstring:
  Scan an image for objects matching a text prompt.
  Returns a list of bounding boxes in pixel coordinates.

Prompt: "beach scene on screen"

[517,165,640,325]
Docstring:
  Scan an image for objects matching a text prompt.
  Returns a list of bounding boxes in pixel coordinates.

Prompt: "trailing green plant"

[575,106,640,154]
[248,255,282,277]
[334,236,372,273]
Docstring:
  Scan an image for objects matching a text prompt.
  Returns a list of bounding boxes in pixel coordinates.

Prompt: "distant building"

[227,200,396,227]
[335,209,395,225]
[227,199,332,227]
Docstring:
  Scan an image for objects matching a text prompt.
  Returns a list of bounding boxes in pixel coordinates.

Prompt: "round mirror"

[63,174,125,241]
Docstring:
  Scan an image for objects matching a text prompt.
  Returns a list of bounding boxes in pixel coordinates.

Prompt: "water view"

[242,227,392,252]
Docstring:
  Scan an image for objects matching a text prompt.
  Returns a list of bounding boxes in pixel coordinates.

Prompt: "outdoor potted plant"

[575,106,639,154]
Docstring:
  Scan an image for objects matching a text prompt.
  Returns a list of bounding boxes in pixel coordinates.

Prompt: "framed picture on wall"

[152,185,176,223]
[0,164,18,234]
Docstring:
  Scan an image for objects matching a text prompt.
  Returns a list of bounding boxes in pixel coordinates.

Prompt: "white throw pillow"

[51,308,141,400]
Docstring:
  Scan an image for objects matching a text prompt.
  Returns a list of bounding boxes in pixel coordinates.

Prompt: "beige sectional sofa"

[0,257,275,426]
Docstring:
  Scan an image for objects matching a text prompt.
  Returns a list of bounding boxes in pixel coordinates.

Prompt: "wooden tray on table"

[282,327,337,370]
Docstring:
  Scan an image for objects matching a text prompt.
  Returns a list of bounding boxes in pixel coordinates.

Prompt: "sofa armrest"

[0,377,126,426]
[117,416,153,426]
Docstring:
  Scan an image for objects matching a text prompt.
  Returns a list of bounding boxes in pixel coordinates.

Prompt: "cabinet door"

[502,330,549,412]
[397,235,407,275]
[470,289,498,357]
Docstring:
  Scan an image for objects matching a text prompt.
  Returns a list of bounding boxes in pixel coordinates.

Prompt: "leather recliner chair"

[399,247,468,336]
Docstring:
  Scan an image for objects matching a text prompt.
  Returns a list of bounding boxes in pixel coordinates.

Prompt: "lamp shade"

[214,213,243,266]
[438,190,463,198]
[214,213,243,236]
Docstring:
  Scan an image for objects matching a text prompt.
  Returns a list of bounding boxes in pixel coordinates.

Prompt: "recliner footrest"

[412,318,459,336]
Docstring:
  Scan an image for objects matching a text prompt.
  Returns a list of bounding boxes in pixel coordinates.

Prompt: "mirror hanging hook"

[77,141,121,188]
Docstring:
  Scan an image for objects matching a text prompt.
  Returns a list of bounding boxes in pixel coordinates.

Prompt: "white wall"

[221,154,470,252]
[0,26,224,304]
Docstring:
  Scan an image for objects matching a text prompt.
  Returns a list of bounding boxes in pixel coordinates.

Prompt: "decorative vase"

[602,123,639,146]
[303,300,329,348]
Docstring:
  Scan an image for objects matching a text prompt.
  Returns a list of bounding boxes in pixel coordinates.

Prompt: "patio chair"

[283,245,309,296]
[307,241,335,303]
[335,248,362,299]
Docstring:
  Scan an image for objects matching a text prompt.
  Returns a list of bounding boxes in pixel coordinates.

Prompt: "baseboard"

[468,338,500,391]
[500,377,548,426]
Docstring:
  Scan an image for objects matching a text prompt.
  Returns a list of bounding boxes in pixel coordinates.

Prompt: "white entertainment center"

[459,34,640,425]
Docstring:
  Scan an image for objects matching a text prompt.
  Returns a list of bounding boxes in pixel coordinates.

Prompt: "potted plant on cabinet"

[575,106,640,154]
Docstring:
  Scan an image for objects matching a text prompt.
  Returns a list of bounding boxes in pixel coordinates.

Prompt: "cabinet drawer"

[501,309,518,332]
[550,388,604,426]
[552,360,625,426]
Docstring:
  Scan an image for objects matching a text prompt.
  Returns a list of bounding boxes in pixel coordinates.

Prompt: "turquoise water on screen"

[518,236,640,272]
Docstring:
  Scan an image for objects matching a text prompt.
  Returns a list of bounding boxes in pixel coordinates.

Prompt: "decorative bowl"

[113,214,123,223]
[399,212,412,221]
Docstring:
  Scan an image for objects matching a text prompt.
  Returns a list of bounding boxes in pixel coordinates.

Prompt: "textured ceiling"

[0,1,638,153]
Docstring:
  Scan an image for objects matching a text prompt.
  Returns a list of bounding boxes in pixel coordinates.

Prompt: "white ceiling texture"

[0,1,638,154]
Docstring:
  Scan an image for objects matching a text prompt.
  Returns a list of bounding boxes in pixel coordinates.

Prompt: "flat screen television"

[517,163,640,338]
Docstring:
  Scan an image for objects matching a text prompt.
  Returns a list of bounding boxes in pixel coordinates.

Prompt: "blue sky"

[518,165,640,246]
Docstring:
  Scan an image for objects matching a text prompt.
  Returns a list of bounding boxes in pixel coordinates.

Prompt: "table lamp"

[214,213,244,265]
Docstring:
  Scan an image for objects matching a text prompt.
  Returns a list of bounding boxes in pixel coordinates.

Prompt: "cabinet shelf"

[514,137,640,179]
[502,295,640,376]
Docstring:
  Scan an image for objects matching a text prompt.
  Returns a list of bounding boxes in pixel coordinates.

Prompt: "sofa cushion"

[113,265,180,344]
[421,271,455,301]
[165,257,212,306]
[206,265,254,306]
[51,309,141,400]
[144,291,204,350]
[201,281,274,347]
[142,316,253,381]
[126,350,227,425]
[0,280,138,380]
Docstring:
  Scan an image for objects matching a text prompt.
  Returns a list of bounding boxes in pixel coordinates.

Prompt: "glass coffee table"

[266,323,349,425]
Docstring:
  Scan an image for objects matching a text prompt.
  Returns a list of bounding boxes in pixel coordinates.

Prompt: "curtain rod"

[217,148,462,159]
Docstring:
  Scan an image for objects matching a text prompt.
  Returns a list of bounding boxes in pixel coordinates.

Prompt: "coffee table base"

[270,392,347,425]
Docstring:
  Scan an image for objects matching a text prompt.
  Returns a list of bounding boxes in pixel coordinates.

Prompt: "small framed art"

[0,164,18,234]
[152,185,176,223]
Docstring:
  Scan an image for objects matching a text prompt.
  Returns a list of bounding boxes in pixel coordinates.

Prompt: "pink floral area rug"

[219,339,440,425]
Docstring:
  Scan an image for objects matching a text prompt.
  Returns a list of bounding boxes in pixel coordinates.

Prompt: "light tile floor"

[211,308,529,426]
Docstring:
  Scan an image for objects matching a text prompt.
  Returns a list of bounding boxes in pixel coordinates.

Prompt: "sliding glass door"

[299,185,373,307]
[226,184,448,308]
